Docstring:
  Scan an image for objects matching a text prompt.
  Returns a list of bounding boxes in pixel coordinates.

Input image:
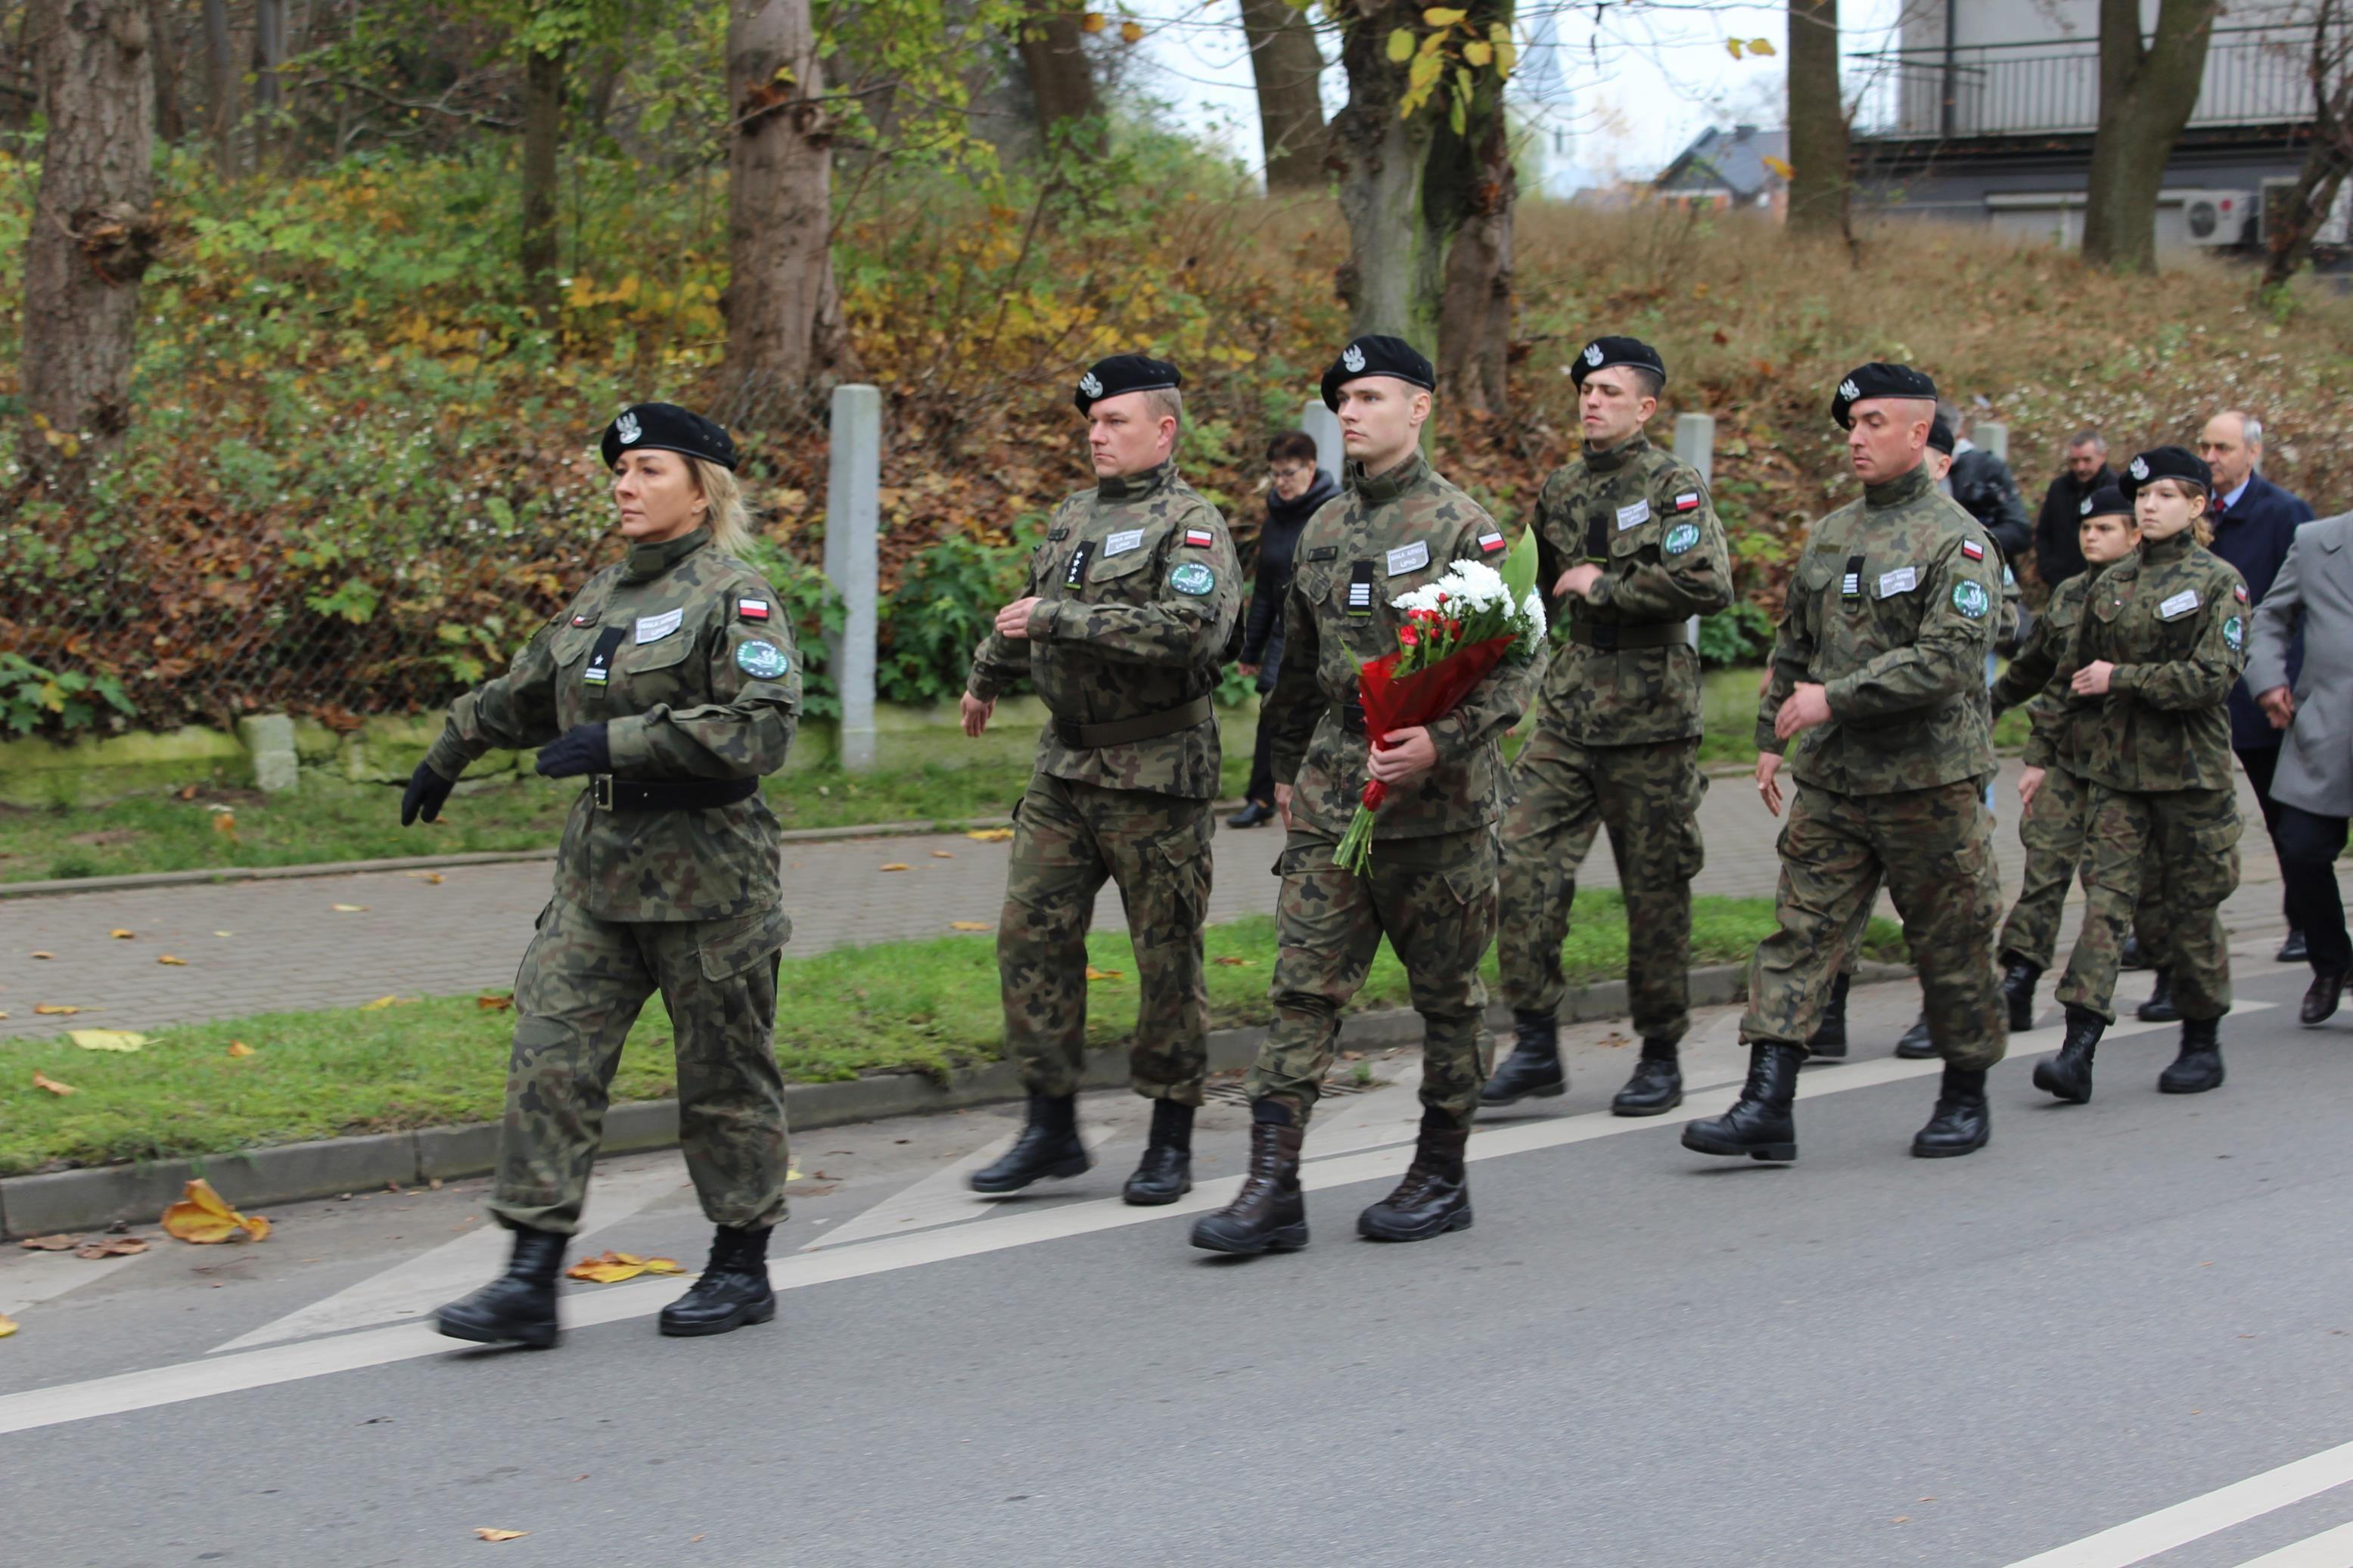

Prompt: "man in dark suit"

[2199,409,2320,961]
[2033,429,2114,590]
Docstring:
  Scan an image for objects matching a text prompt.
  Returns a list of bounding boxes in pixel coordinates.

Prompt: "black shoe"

[1226,800,1275,829]
[1681,1042,1803,1162]
[1191,1102,1307,1254]
[1911,1066,1991,1157]
[2000,955,2044,1033]
[1806,972,1851,1060]
[436,1226,565,1349]
[1612,1040,1683,1116]
[2302,969,2348,1026]
[2120,934,2149,970]
[659,1225,776,1337]
[2159,1017,2224,1094]
[1122,1099,1195,1206]
[2034,1007,2104,1104]
[1481,1011,1565,1104]
[969,1093,1090,1194]
[1358,1113,1472,1241]
[2280,929,2311,964]
[1894,1014,1938,1060]
[2137,967,2180,1023]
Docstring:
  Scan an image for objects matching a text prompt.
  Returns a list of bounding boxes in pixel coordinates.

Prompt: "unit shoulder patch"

[735,640,790,680]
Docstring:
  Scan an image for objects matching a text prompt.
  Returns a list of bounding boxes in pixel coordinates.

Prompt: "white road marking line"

[2233,1519,2353,1567]
[0,1001,2277,1437]
[2005,1441,2353,1566]
[0,1250,148,1320]
[803,1123,1118,1252]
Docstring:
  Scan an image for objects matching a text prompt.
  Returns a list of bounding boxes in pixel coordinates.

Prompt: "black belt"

[1051,694,1214,750]
[1567,620,1687,650]
[590,775,760,811]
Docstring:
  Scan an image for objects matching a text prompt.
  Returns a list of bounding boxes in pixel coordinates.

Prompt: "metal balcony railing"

[1852,25,2332,141]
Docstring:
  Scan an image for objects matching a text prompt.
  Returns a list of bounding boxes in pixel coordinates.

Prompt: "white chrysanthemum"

[1445,559,1508,608]
[1519,588,1546,640]
[1391,583,1445,613]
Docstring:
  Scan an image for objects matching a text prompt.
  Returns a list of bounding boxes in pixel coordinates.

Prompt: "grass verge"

[0,893,1902,1176]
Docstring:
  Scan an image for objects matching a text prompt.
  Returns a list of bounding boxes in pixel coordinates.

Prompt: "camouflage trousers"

[1744,779,2006,1070]
[1997,762,2171,973]
[2056,785,2240,1023]
[490,896,791,1236]
[1497,728,1705,1042]
[1246,827,1498,1131]
[999,772,1212,1105]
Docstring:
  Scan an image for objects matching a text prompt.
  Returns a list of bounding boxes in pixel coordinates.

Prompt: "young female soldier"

[2042,446,2249,1101]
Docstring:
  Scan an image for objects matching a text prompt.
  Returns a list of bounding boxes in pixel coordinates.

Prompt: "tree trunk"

[2082,0,2219,273]
[521,45,564,324]
[250,0,285,166]
[723,0,857,423]
[1014,0,1101,137]
[1785,0,1847,239]
[2262,1,2353,288]
[19,0,159,486]
[146,0,184,144]
[201,0,238,178]
[1331,0,1439,345]
[1430,30,1513,415]
[1239,0,1327,190]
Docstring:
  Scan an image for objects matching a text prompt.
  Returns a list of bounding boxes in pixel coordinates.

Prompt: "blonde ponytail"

[692,458,755,557]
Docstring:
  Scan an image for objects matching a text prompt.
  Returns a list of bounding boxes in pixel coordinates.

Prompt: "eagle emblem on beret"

[1342,343,1366,374]
[1584,342,1603,366]
[2130,455,2149,480]
[2080,497,2093,515]
[1077,371,1103,399]
[1837,379,1860,403]
[615,410,642,445]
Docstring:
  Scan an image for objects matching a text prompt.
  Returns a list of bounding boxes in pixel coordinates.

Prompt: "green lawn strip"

[0,894,1903,1177]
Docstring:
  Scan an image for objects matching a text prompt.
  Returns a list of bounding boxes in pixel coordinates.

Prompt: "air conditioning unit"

[2173,189,2254,247]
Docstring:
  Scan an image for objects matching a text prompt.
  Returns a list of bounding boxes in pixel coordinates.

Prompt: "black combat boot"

[1358,1109,1473,1241]
[2034,1007,2105,1104]
[2000,955,2044,1033]
[1894,1012,1938,1059]
[2120,933,2149,970]
[659,1225,776,1337]
[1612,1038,1683,1116]
[2302,968,2348,1026]
[1911,1066,1991,1158]
[436,1225,566,1349]
[2159,1016,2225,1094]
[2137,967,2180,1023]
[2280,928,2311,964]
[1806,972,1851,1060]
[1190,1101,1307,1254]
[968,1092,1090,1194]
[1123,1098,1195,1206]
[1680,1042,1804,1162]
[1481,1011,1566,1104]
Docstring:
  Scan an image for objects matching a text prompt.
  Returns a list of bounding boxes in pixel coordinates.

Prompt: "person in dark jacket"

[2034,430,2115,590]
[1941,405,2034,569]
[1229,431,1338,827]
[2198,410,2318,960]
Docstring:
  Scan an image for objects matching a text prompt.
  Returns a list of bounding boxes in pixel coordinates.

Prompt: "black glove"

[535,722,611,780]
[401,761,455,826]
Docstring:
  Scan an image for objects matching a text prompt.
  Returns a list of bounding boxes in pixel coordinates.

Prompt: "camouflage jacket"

[1990,570,2094,775]
[967,461,1241,800]
[2067,530,2250,793]
[1264,452,1547,840]
[1531,431,1732,745]
[1761,464,2002,796]
[425,528,800,922]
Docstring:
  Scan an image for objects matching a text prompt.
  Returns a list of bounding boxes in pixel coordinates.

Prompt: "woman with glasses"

[1229,430,1338,827]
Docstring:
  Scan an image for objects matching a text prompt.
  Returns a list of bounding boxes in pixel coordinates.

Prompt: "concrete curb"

[0,960,1912,1238]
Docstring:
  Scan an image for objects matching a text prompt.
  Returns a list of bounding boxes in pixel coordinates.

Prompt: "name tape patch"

[635,608,684,644]
[1616,500,1651,531]
[1386,541,1431,576]
[1105,528,1146,557]
[1877,566,1919,598]
[2159,588,2202,619]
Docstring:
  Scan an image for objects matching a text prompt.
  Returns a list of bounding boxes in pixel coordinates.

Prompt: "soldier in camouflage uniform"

[960,354,1242,1206]
[2041,446,2249,1102]
[1485,337,1730,1119]
[1192,335,1545,1256]
[401,402,800,1346]
[1683,364,2008,1165]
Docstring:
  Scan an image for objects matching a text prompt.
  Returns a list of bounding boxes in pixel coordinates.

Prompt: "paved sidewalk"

[0,760,2302,1039]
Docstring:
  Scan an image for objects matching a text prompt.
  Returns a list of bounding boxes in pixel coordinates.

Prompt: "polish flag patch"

[2234,582,2249,603]
[1673,492,1701,512]
[1478,530,1506,554]
[738,598,771,621]
[1961,539,1985,560]
[1184,527,1216,548]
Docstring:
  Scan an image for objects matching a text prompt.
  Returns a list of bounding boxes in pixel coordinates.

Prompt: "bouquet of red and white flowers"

[1333,536,1546,875]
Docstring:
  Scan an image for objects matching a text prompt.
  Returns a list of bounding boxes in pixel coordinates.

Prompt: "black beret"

[2078,484,2132,520]
[1322,334,1435,411]
[1829,362,1939,429]
[1074,354,1182,415]
[1927,413,1956,455]
[1569,335,1667,388]
[601,402,738,471]
[2121,445,2212,499]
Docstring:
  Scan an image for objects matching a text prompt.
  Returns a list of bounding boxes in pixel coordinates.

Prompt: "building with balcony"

[1848,0,2343,252]
[1653,123,1792,214]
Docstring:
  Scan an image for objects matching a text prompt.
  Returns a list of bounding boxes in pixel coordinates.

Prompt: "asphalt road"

[5,954,2353,1568]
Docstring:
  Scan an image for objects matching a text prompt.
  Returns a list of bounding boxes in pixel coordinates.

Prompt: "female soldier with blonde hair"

[401,402,803,1346]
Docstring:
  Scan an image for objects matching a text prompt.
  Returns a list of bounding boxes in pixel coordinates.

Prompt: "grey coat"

[2246,511,2353,818]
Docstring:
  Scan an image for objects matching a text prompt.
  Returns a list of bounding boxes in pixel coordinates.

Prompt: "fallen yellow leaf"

[949,921,990,932]
[32,1073,76,1095]
[931,850,954,859]
[157,955,187,966]
[477,993,514,1011]
[1084,967,1124,981]
[644,1256,685,1275]
[878,862,910,872]
[19,1234,79,1251]
[0,1312,16,1338]
[109,929,134,939]
[68,1029,146,1052]
[226,1041,255,1057]
[33,1004,82,1016]
[331,904,368,913]
[1214,956,1255,967]
[160,1178,271,1244]
[76,1235,148,1258]
[29,951,52,960]
[564,1250,667,1284]
[474,1529,528,1542]
[411,871,446,884]
[359,995,399,1011]
[966,827,1014,842]
[214,930,232,937]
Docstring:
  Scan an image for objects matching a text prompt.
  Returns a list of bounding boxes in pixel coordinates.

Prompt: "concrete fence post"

[824,384,882,772]
[1975,419,2010,462]
[1301,400,1344,480]
[1673,412,1716,651]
